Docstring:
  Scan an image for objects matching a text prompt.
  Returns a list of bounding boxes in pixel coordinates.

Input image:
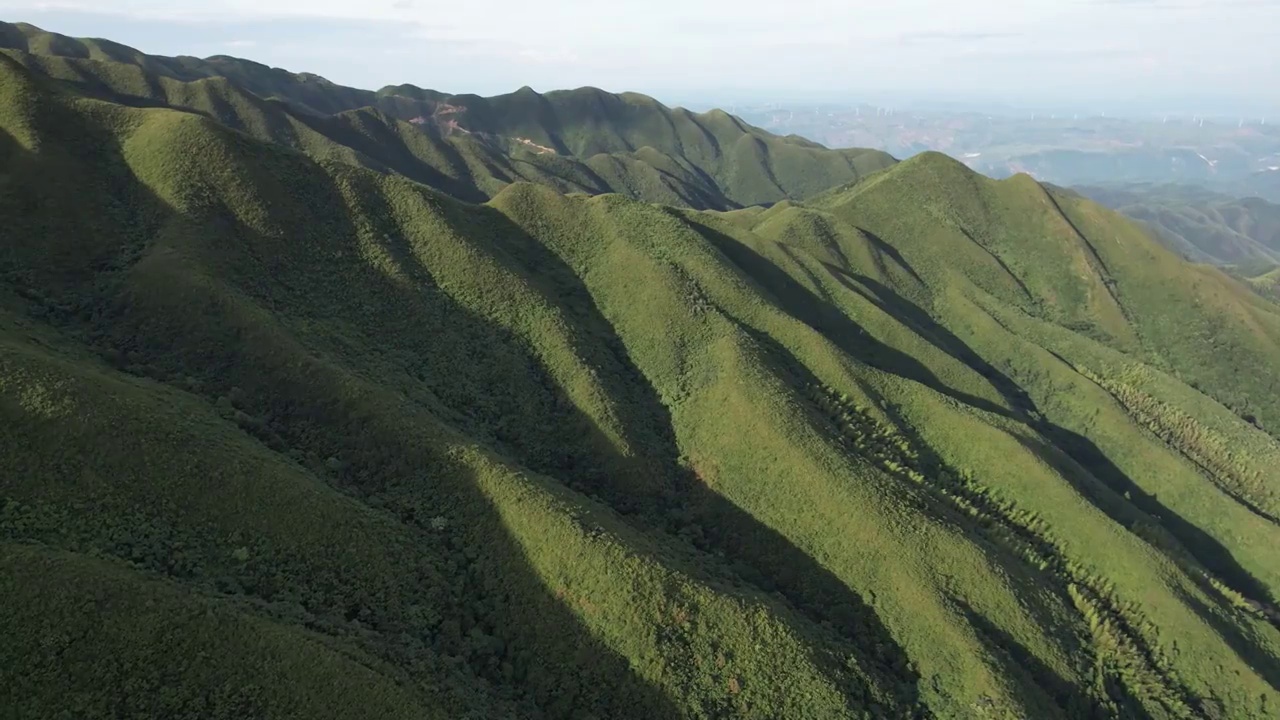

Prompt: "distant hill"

[1074,184,1280,265]
[3,22,1280,720]
[0,21,894,210]
[1236,168,1280,202]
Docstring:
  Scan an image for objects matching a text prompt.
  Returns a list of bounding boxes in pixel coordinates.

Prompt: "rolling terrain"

[2,23,1280,720]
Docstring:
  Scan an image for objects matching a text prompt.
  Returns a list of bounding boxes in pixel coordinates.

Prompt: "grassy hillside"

[827,155,1280,429]
[2,30,1279,720]
[1074,184,1280,265]
[0,21,894,210]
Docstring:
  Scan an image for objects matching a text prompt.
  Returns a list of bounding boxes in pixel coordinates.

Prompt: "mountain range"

[2,20,1279,720]
[0,21,891,211]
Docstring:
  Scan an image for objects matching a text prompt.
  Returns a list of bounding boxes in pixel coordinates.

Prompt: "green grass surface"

[1,26,1279,720]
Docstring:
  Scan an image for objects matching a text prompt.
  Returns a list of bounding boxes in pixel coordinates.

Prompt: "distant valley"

[738,104,1280,203]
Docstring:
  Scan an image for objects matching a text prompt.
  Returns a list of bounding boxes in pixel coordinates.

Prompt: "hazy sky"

[3,0,1278,114]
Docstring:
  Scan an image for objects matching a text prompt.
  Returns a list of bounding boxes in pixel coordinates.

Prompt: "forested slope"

[2,27,1279,720]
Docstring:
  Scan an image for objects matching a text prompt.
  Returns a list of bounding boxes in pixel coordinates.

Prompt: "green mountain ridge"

[0,21,894,210]
[3,22,1280,720]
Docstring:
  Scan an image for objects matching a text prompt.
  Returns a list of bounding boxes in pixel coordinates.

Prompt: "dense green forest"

[2,21,1279,720]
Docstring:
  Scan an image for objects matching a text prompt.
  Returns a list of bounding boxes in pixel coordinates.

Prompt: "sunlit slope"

[822,152,1280,431]
[2,47,1279,720]
[814,153,1280,587]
